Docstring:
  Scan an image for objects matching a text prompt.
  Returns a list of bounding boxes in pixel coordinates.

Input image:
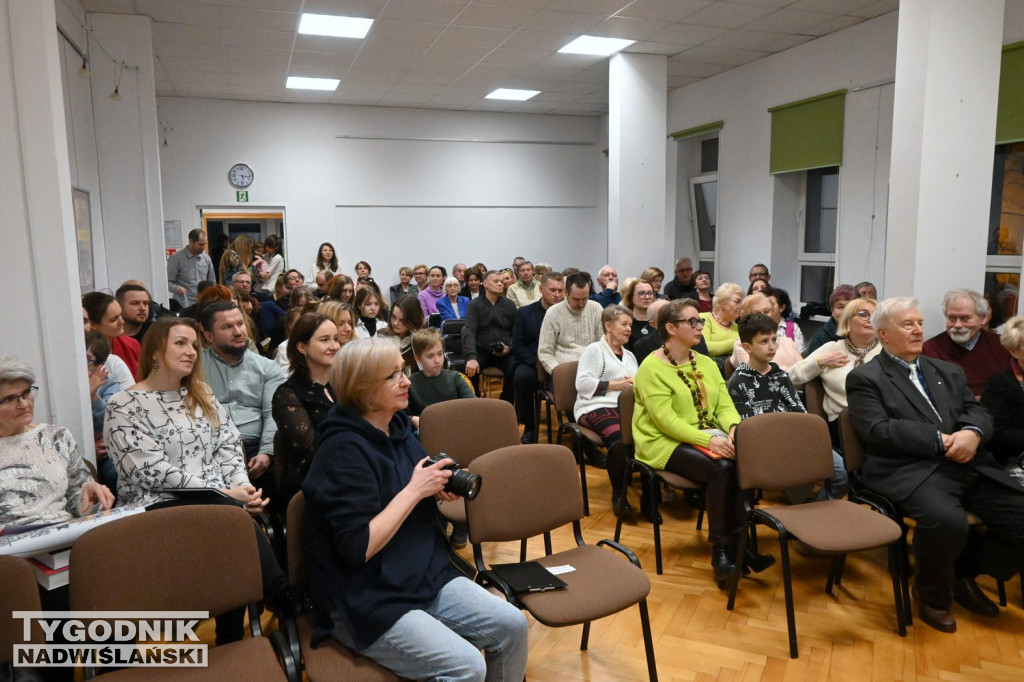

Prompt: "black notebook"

[489,561,567,593]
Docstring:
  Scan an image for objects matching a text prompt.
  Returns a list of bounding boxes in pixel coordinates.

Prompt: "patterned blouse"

[0,424,92,527]
[104,388,248,507]
[271,375,336,499]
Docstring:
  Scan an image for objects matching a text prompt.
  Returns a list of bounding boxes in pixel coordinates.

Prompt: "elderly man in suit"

[847,297,1024,633]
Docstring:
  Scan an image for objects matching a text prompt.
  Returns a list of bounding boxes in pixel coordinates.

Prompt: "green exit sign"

[236,191,249,202]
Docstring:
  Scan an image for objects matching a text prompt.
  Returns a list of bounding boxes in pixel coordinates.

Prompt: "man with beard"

[922,289,1010,396]
[200,301,285,504]
[116,283,154,344]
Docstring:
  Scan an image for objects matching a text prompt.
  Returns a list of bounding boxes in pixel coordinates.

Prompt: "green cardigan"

[699,312,739,357]
[632,351,740,469]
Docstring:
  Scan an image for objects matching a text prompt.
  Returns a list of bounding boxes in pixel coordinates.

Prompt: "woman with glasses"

[623,278,656,353]
[0,354,114,529]
[789,297,880,439]
[303,337,529,680]
[633,299,773,589]
[437,276,469,322]
[575,305,639,511]
[700,282,744,373]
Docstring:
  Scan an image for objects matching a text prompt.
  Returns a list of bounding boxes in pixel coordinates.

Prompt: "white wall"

[666,12,901,301]
[157,97,605,292]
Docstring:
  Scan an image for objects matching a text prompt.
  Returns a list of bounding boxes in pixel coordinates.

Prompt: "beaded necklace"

[662,344,714,429]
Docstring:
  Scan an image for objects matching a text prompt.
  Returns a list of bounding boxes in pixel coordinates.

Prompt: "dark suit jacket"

[846,352,1017,502]
[980,368,1024,465]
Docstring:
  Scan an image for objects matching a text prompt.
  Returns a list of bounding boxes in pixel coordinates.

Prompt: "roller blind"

[768,90,846,174]
[996,41,1024,144]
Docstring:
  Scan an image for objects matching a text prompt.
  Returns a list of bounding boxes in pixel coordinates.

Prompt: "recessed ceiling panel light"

[298,13,373,39]
[558,35,635,56]
[485,88,540,101]
[286,76,340,91]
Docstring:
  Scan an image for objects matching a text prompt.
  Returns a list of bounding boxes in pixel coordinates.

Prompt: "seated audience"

[84,332,120,496]
[389,266,418,305]
[727,314,847,502]
[575,305,638,510]
[499,268,515,294]
[220,234,261,286]
[83,291,141,380]
[633,298,712,365]
[640,266,667,299]
[847,297,1024,634]
[411,263,429,292]
[807,284,856,353]
[355,261,372,279]
[437,276,469,321]
[693,269,714,313]
[729,293,802,371]
[105,317,296,642]
[623,278,656,353]
[407,329,475,430]
[418,265,448,317]
[980,315,1024,474]
[380,295,425,375]
[855,281,878,299]
[464,270,517,403]
[276,270,306,310]
[748,263,771,284]
[764,286,804,353]
[116,282,153,344]
[273,308,304,371]
[272,312,339,504]
[303,337,529,680]
[354,286,386,339]
[511,272,566,443]
[537,272,602,374]
[0,353,114,528]
[632,299,773,588]
[461,266,483,300]
[312,269,332,299]
[664,257,696,300]
[699,282,743,371]
[318,300,356,348]
[789,297,880,437]
[327,274,355,305]
[309,242,339,283]
[923,288,1011,396]
[590,264,621,307]
[506,260,540,308]
[747,278,769,295]
[452,262,467,286]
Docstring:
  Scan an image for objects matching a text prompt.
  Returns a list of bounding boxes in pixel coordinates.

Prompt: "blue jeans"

[332,577,529,682]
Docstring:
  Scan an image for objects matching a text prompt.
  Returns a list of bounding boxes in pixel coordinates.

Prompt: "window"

[690,175,717,278]
[799,166,839,303]
[986,142,1024,329]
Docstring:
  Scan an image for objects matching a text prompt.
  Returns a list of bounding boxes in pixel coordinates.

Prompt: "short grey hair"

[872,297,919,332]
[601,304,631,328]
[443,276,460,288]
[942,289,989,318]
[1001,316,1024,353]
[0,354,36,386]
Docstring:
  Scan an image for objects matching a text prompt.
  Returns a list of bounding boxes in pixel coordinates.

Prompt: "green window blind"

[997,42,1024,144]
[768,90,846,174]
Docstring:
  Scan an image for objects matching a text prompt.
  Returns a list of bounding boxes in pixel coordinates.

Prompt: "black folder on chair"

[489,561,567,593]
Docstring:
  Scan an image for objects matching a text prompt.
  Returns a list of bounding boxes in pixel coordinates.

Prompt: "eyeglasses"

[381,370,405,383]
[0,386,38,407]
[635,291,655,298]
[854,310,872,320]
[671,318,705,329]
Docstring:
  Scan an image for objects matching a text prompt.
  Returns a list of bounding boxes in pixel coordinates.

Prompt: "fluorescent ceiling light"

[485,88,540,101]
[286,76,340,91]
[558,35,635,56]
[298,13,373,39]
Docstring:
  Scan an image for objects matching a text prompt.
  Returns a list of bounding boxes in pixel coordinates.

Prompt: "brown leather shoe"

[953,576,999,617]
[912,585,956,633]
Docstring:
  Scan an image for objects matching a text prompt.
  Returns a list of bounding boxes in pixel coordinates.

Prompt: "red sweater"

[112,335,141,381]
[921,329,1010,397]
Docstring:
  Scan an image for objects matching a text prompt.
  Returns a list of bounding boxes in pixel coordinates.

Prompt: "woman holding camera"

[303,337,528,680]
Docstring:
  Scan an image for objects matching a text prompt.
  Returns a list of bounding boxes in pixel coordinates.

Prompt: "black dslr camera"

[423,454,482,501]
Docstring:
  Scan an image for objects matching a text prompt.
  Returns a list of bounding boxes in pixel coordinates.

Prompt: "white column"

[0,0,93,460]
[884,0,1004,332]
[88,13,166,303]
[608,53,668,278]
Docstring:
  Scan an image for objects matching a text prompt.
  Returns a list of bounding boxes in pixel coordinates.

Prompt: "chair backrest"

[734,412,834,491]
[419,398,518,466]
[287,492,307,587]
[70,505,262,618]
[839,409,864,473]
[551,361,579,413]
[440,319,466,338]
[0,556,42,664]
[803,376,827,420]
[618,387,635,447]
[466,444,582,543]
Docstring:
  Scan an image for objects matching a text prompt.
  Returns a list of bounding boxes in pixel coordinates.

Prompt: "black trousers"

[512,363,539,431]
[900,461,1024,609]
[215,521,287,645]
[475,349,514,404]
[664,444,744,545]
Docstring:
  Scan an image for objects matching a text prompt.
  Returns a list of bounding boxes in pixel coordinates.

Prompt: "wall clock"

[228,163,254,188]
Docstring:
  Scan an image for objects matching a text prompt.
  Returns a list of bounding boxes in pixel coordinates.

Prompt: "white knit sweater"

[538,300,603,373]
[574,338,639,420]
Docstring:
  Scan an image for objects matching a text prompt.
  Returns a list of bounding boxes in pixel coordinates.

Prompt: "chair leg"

[580,456,590,517]
[519,539,527,562]
[638,598,659,682]
[545,402,553,444]
[998,578,1008,607]
[899,536,913,626]
[544,532,552,556]
[726,517,749,610]
[696,507,705,531]
[777,533,800,659]
[580,621,591,651]
[614,512,624,543]
[825,554,845,595]
[887,544,907,637]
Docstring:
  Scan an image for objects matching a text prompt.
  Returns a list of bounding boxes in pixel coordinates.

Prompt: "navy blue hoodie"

[303,404,458,650]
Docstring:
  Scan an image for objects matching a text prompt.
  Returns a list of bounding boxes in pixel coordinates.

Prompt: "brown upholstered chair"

[465,444,658,682]
[0,556,43,669]
[283,493,402,682]
[550,361,593,516]
[613,387,705,575]
[727,412,906,659]
[802,376,827,420]
[69,505,294,681]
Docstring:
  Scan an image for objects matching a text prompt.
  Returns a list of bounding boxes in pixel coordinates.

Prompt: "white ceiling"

[80,0,899,116]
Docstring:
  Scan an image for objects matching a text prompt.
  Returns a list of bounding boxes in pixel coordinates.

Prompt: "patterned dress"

[104,388,248,507]
[0,424,91,526]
